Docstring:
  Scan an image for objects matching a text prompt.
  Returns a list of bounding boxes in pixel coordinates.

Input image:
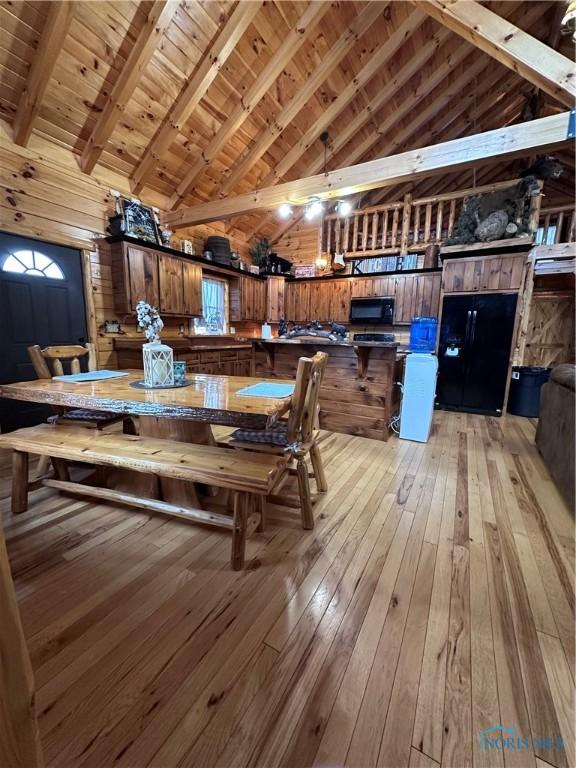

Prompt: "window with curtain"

[193,277,228,334]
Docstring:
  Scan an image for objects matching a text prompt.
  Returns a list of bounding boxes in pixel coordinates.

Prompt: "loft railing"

[320,178,549,259]
[536,205,576,245]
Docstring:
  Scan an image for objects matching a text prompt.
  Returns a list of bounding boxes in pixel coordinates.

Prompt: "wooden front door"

[0,232,88,432]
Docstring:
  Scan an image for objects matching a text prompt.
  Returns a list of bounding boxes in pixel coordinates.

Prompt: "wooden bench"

[0,425,287,570]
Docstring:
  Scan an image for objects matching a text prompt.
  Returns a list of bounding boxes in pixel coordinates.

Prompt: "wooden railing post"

[400,193,412,254]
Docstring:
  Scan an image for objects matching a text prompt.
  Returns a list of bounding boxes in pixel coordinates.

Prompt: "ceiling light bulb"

[278,203,292,219]
[338,200,352,217]
[305,198,323,220]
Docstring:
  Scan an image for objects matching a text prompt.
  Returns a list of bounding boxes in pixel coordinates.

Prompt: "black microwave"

[350,296,395,324]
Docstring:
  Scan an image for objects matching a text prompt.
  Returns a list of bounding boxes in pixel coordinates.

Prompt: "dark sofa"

[535,364,575,510]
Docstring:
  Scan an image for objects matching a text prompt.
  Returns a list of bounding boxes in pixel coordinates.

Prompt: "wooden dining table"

[0,370,294,506]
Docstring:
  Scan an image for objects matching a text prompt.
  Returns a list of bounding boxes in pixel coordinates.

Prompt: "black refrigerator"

[437,293,518,416]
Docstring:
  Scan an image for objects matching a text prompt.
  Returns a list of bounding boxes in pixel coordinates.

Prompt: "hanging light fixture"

[278,203,293,219]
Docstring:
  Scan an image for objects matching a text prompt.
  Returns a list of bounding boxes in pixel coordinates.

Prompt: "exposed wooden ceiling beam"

[13,1,75,146]
[164,112,573,229]
[419,0,576,108]
[366,72,527,206]
[268,32,474,242]
[242,9,434,240]
[365,63,529,207]
[216,2,389,198]
[256,9,426,192]
[80,0,178,175]
[131,1,263,195]
[168,1,332,210]
[254,0,546,239]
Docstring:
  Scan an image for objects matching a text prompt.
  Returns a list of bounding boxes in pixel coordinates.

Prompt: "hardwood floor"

[1,412,574,768]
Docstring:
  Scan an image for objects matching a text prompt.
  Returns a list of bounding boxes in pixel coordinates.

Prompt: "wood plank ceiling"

[1,0,573,244]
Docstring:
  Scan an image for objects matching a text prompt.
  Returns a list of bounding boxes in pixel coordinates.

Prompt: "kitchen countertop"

[255,338,398,349]
[113,338,252,351]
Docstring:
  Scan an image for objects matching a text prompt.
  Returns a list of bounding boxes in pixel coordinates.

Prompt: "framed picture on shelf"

[120,198,161,245]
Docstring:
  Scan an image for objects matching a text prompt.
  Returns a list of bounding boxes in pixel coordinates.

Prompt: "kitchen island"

[254,338,403,440]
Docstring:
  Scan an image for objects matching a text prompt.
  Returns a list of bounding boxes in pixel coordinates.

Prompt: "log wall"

[0,121,253,368]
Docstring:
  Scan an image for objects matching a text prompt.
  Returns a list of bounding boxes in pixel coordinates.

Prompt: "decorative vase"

[143,342,174,387]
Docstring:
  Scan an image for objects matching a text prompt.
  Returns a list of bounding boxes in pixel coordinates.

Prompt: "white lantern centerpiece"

[136,300,174,387]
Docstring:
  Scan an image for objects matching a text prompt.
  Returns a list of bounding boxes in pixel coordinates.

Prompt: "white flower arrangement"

[136,300,164,343]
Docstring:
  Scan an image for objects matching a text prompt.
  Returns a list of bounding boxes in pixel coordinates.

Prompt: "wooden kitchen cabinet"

[230,275,267,322]
[351,275,395,298]
[285,281,311,322]
[158,254,182,314]
[442,253,527,293]
[182,261,202,316]
[109,240,202,317]
[266,276,285,322]
[328,279,352,322]
[286,279,351,322]
[121,246,160,314]
[394,272,442,324]
[158,254,202,316]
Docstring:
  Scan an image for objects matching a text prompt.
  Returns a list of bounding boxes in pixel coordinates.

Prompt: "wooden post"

[231,492,249,570]
[513,254,535,366]
[400,193,412,254]
[0,527,43,768]
[11,451,29,515]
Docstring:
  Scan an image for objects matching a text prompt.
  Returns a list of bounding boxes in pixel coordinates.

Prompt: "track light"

[336,199,353,217]
[278,203,292,219]
[305,197,323,220]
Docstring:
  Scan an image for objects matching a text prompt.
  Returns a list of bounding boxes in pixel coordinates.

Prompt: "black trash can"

[508,366,551,417]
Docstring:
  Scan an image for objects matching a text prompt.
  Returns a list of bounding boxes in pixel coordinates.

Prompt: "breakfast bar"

[254,338,403,440]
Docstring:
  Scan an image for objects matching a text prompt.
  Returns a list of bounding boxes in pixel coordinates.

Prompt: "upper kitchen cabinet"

[285,279,351,322]
[266,276,286,323]
[181,261,203,316]
[442,253,527,293]
[110,242,159,315]
[158,254,202,316]
[158,254,182,314]
[285,280,310,322]
[107,240,202,317]
[394,273,442,324]
[230,275,267,322]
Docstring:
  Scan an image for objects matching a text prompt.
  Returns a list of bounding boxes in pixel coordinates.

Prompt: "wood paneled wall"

[0,120,254,368]
[274,220,319,266]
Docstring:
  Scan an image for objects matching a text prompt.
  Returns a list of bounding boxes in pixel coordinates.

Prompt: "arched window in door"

[2,249,65,279]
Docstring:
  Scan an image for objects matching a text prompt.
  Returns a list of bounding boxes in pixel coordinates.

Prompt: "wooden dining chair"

[27,344,134,479]
[224,351,329,530]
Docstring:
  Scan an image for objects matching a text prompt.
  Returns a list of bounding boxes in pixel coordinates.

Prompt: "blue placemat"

[52,370,130,383]
[236,382,294,398]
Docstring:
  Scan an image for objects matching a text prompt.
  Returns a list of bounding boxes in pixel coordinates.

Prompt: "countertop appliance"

[350,296,394,324]
[437,293,517,416]
[400,353,438,442]
[354,332,396,342]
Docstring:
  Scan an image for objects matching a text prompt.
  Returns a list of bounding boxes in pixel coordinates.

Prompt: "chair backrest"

[27,344,97,379]
[286,351,328,444]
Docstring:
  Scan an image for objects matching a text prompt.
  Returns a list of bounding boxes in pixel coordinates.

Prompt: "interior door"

[0,232,87,432]
[462,292,518,414]
[436,294,474,409]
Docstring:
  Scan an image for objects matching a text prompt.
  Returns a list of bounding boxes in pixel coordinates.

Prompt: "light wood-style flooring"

[1,412,574,768]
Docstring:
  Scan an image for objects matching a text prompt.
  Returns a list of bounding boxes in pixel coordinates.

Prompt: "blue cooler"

[409,317,438,352]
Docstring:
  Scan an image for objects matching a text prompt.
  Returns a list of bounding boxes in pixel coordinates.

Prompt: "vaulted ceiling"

[1,0,573,244]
